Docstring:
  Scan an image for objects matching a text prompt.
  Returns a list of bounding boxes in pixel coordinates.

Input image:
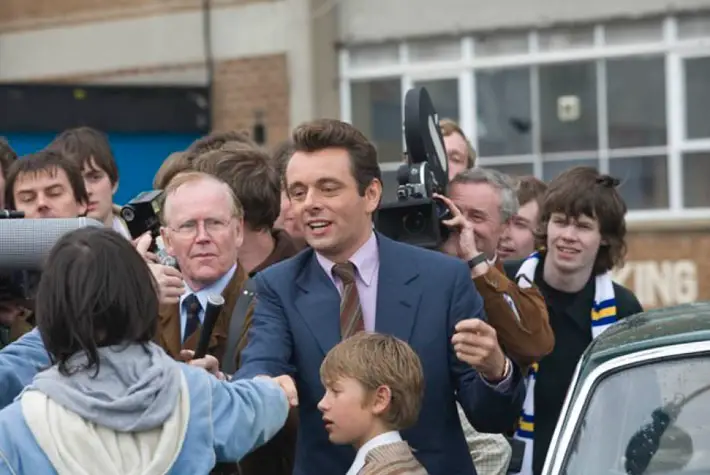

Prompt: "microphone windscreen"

[0,218,105,270]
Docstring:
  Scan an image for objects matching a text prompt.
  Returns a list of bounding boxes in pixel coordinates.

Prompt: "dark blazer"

[236,233,525,475]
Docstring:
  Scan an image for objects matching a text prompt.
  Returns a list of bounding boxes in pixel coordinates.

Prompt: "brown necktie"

[332,262,365,340]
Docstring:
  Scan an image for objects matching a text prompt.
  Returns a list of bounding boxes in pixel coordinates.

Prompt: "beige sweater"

[358,441,429,475]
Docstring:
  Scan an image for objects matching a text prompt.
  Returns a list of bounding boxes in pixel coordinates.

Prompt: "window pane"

[685,57,710,139]
[349,43,399,69]
[414,79,459,123]
[539,62,598,153]
[609,155,668,210]
[604,19,663,45]
[351,79,403,163]
[538,26,595,51]
[607,56,666,148]
[485,163,534,180]
[683,152,710,208]
[409,37,461,62]
[475,32,528,57]
[678,14,710,39]
[542,159,598,182]
[476,68,533,156]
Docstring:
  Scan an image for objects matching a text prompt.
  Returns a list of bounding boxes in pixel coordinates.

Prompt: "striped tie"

[183,294,201,343]
[332,262,365,340]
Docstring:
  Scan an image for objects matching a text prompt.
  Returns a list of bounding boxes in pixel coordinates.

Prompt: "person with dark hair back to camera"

[235,119,525,475]
[0,226,290,474]
[504,167,643,475]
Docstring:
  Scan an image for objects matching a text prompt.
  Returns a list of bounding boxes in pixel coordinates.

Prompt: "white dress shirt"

[178,263,237,341]
[346,431,403,475]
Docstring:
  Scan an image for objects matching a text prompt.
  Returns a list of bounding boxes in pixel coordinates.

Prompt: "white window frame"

[339,15,710,224]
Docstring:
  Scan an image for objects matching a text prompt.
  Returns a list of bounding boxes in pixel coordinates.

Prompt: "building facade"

[1,0,710,307]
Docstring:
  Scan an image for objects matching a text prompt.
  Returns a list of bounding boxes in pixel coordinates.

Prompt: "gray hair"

[448,168,519,222]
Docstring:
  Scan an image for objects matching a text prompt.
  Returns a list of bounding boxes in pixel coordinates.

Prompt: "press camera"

[120,190,177,268]
[373,87,452,249]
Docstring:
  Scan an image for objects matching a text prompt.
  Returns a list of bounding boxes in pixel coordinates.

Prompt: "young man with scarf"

[504,166,642,475]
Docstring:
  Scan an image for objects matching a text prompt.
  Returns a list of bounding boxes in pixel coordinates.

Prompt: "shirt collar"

[315,231,379,287]
[179,263,237,310]
[346,431,402,475]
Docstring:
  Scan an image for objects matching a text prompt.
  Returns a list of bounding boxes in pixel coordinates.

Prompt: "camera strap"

[221,278,257,376]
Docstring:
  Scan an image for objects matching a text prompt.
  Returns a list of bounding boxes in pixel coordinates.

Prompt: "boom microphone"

[0,218,104,270]
[194,294,225,359]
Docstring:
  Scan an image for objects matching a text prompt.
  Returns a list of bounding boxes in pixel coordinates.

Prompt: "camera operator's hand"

[133,232,159,264]
[149,264,185,305]
[434,193,480,261]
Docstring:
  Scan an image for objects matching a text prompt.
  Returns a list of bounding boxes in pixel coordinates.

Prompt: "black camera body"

[374,87,452,249]
[120,190,178,268]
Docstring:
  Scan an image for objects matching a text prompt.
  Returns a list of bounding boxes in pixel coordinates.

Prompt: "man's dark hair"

[186,130,257,156]
[538,166,627,275]
[290,119,382,196]
[271,139,293,188]
[193,143,280,231]
[5,150,89,210]
[47,127,119,184]
[35,226,159,376]
[0,138,17,179]
[516,175,548,208]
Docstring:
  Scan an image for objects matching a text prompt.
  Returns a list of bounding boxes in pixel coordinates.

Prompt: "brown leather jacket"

[473,259,554,369]
[156,229,301,475]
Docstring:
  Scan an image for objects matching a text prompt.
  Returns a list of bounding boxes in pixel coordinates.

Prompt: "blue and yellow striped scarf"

[511,251,617,475]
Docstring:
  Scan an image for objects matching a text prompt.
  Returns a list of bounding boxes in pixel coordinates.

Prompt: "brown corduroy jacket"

[358,441,429,475]
[473,259,554,369]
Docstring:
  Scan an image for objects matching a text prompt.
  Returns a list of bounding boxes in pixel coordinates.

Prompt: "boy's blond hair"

[320,332,424,431]
[440,118,477,168]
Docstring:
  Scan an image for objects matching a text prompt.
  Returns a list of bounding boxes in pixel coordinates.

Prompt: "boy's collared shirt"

[347,431,402,475]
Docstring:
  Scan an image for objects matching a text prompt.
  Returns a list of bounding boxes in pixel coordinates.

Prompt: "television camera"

[373,86,452,249]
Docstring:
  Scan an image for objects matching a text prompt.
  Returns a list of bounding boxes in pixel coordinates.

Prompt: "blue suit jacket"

[236,234,525,475]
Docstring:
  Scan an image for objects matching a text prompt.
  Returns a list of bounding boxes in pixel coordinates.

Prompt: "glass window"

[351,79,403,163]
[486,163,534,180]
[475,32,528,57]
[538,26,595,51]
[683,152,710,208]
[476,67,533,156]
[678,14,710,39]
[604,19,663,45]
[349,43,399,69]
[414,79,459,123]
[609,155,669,209]
[561,356,710,475]
[539,62,598,153]
[607,56,666,148]
[409,37,461,62]
[542,159,598,182]
[684,57,710,140]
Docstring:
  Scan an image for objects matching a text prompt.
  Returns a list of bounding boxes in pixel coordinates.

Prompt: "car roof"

[579,301,710,377]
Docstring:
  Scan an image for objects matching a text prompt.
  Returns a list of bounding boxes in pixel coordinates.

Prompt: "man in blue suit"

[236,119,525,475]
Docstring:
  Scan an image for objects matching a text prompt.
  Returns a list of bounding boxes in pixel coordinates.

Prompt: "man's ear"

[160,226,174,256]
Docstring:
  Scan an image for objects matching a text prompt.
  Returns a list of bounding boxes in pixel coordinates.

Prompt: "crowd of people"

[0,118,643,475]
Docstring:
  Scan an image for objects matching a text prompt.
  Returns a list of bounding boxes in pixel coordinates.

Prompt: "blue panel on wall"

[1,132,201,205]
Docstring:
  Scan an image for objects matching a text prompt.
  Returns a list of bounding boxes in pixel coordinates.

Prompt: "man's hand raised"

[149,264,185,305]
[452,318,509,384]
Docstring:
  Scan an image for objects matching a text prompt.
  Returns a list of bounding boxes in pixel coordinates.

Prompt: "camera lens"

[402,211,426,235]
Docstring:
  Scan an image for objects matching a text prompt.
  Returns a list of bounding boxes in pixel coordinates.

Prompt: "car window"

[561,355,710,475]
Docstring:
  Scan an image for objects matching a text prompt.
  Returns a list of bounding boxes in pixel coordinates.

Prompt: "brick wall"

[0,0,272,32]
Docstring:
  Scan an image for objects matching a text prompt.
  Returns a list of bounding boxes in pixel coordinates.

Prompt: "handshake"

[180,349,299,407]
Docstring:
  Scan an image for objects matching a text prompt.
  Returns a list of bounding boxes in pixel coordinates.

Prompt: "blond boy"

[317,332,428,475]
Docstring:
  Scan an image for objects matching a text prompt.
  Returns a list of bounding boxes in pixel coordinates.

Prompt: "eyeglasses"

[170,217,235,238]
